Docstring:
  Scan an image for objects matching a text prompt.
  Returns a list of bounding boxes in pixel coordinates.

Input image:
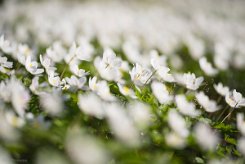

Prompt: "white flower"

[16,44,32,65]
[168,110,189,137]
[40,55,56,74]
[66,131,109,164]
[199,57,218,76]
[89,76,116,101]
[117,83,137,99]
[175,94,200,117]
[0,81,11,102]
[150,50,167,70]
[65,75,86,89]
[214,83,229,97]
[25,56,44,75]
[0,35,13,54]
[185,35,205,60]
[0,56,13,73]
[196,92,220,112]
[130,63,152,86]
[194,122,219,151]
[127,102,151,129]
[69,64,88,77]
[183,73,203,90]
[46,41,66,63]
[156,66,175,82]
[78,93,104,119]
[9,77,30,117]
[48,71,61,87]
[238,137,245,156]
[40,91,63,116]
[237,113,245,136]
[94,48,122,81]
[151,81,173,104]
[105,103,139,146]
[5,111,25,128]
[225,89,245,108]
[76,38,94,61]
[165,132,186,149]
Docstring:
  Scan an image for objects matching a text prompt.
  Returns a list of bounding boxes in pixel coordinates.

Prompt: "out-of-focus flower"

[40,91,63,116]
[175,94,200,117]
[185,35,205,60]
[196,92,220,112]
[127,101,151,129]
[0,35,13,54]
[35,148,69,164]
[0,146,14,164]
[40,55,56,74]
[78,93,104,119]
[105,103,139,146]
[16,44,32,65]
[199,57,218,76]
[168,110,189,137]
[238,137,245,156]
[66,128,109,164]
[46,41,66,63]
[225,89,245,108]
[117,83,137,99]
[5,111,25,128]
[237,113,245,136]
[194,122,219,151]
[165,132,186,149]
[25,56,44,75]
[9,77,30,117]
[151,81,173,104]
[214,83,229,97]
[129,63,152,86]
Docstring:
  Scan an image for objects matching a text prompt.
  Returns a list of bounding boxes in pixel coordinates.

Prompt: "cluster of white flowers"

[0,0,245,163]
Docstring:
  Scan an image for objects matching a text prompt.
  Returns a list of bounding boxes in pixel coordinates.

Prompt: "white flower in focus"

[196,92,220,112]
[151,81,173,104]
[65,75,86,89]
[69,64,88,78]
[129,63,152,86]
[183,73,203,90]
[25,56,44,75]
[78,93,104,119]
[40,91,63,116]
[168,110,189,137]
[194,122,219,151]
[214,83,229,97]
[117,83,136,99]
[89,77,116,101]
[225,89,245,108]
[175,95,200,117]
[94,48,122,82]
[237,137,245,156]
[48,71,61,87]
[165,132,186,149]
[237,113,245,136]
[199,57,218,76]
[40,55,56,74]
